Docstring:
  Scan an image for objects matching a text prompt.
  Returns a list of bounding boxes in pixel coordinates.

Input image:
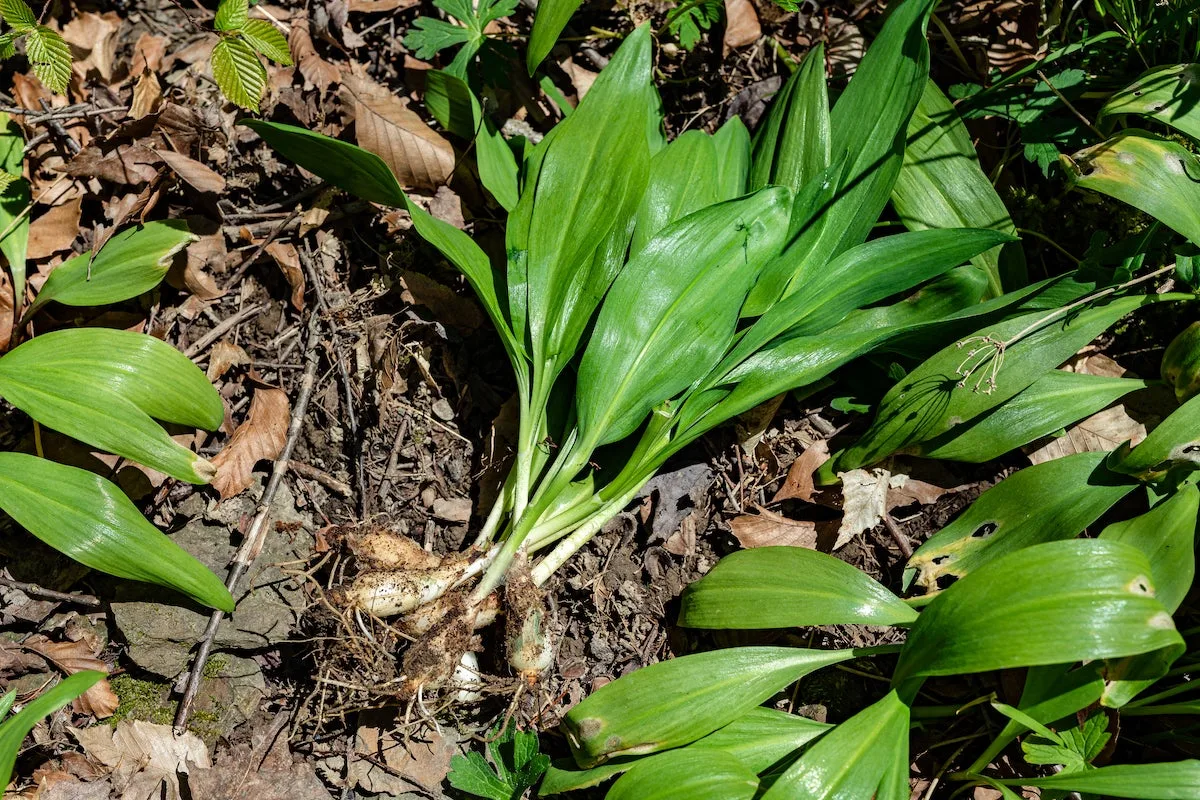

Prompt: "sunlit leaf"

[0,671,105,789]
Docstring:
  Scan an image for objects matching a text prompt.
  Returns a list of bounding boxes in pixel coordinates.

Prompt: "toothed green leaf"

[214,0,249,31]
[212,35,267,110]
[26,25,72,94]
[240,19,292,65]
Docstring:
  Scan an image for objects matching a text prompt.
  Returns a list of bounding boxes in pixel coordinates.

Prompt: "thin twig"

[298,243,366,519]
[222,209,301,290]
[0,575,101,608]
[881,512,914,558]
[1037,70,1105,139]
[185,303,267,358]
[174,310,322,735]
[37,100,81,155]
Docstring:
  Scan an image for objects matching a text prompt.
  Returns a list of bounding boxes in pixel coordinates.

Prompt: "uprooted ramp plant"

[246,0,1024,694]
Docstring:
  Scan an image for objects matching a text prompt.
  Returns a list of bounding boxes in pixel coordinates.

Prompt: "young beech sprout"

[248,0,1024,697]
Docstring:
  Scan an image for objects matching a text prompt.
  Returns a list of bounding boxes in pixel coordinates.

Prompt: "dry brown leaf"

[63,143,160,185]
[289,18,340,93]
[772,440,830,503]
[23,636,118,718]
[348,0,418,10]
[729,507,818,549]
[723,0,762,52]
[0,270,14,353]
[886,477,948,509]
[1062,352,1128,378]
[206,340,251,381]
[72,720,209,800]
[211,386,290,499]
[154,149,226,194]
[62,12,121,82]
[342,73,454,190]
[835,467,898,549]
[130,71,163,119]
[168,231,226,300]
[130,33,167,75]
[27,197,82,260]
[561,58,597,100]
[187,716,327,799]
[264,241,306,310]
[1026,404,1146,465]
[400,269,482,331]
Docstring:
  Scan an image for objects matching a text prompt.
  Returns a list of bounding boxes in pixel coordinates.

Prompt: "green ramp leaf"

[1067,130,1200,247]
[917,370,1151,462]
[893,539,1183,687]
[27,220,195,317]
[748,43,829,195]
[892,80,1025,297]
[0,328,223,483]
[562,646,857,767]
[607,750,758,800]
[0,453,234,610]
[999,761,1200,799]
[0,112,29,313]
[905,452,1137,593]
[1099,64,1200,143]
[761,690,909,800]
[679,546,917,629]
[0,671,105,789]
[1107,391,1200,480]
[526,0,582,74]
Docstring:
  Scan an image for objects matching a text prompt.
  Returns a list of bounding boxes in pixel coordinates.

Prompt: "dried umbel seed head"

[345,526,443,571]
[1162,321,1200,403]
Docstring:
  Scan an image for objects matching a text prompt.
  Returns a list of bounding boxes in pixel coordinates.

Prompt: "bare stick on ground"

[173,308,322,734]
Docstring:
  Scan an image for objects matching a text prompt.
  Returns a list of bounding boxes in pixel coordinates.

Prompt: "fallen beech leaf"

[289,18,340,93]
[206,340,251,381]
[342,73,454,190]
[23,636,119,718]
[168,231,226,301]
[400,269,482,331]
[130,70,163,119]
[264,241,306,310]
[886,476,948,510]
[187,716,327,799]
[154,149,225,194]
[723,0,761,52]
[211,386,290,499]
[1026,404,1146,465]
[349,0,418,10]
[835,467,900,549]
[72,720,209,800]
[1062,351,1128,378]
[561,58,597,100]
[130,33,167,75]
[27,197,82,260]
[729,507,818,548]
[62,12,121,82]
[772,440,830,503]
[0,270,14,352]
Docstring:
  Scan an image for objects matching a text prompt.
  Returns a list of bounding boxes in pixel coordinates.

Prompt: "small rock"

[431,397,455,421]
[432,497,472,523]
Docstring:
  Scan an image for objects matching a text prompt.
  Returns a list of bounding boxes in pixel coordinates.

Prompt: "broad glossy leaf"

[837,294,1154,471]
[1101,483,1198,612]
[27,220,195,317]
[1067,130,1200,246]
[0,671,105,788]
[629,130,719,257]
[892,80,1025,297]
[1001,761,1200,798]
[748,43,829,195]
[760,690,909,800]
[1098,484,1199,707]
[525,0,581,73]
[242,119,406,206]
[606,750,758,800]
[711,116,750,199]
[0,453,234,610]
[509,26,651,371]
[422,70,518,210]
[563,646,855,767]
[577,188,790,448]
[541,707,828,794]
[906,452,1136,592]
[679,546,917,629]
[720,228,1013,378]
[1099,64,1200,142]
[893,539,1183,685]
[1108,392,1200,479]
[243,120,519,358]
[767,0,934,305]
[0,112,28,311]
[918,370,1150,462]
[0,328,222,482]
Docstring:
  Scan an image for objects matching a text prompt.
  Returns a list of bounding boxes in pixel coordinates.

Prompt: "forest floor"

[0,0,1186,797]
